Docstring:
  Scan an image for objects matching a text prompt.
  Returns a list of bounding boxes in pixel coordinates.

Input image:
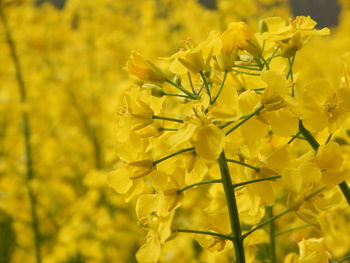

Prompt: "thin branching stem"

[233,176,281,189]
[242,209,290,239]
[177,179,222,193]
[275,224,313,237]
[211,70,227,104]
[200,70,212,102]
[226,106,264,136]
[152,115,184,123]
[165,78,197,99]
[230,69,261,76]
[153,147,195,166]
[177,228,234,241]
[226,159,260,172]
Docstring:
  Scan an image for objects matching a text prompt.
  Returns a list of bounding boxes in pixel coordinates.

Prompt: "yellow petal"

[136,233,161,263]
[108,166,133,194]
[194,124,225,160]
[315,142,344,171]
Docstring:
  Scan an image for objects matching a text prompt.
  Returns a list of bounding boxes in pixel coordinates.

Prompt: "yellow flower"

[169,35,217,74]
[296,79,350,132]
[126,51,165,83]
[315,142,348,185]
[135,194,175,263]
[223,22,261,58]
[298,238,331,263]
[118,89,154,132]
[263,16,330,57]
[193,123,225,160]
[261,70,293,111]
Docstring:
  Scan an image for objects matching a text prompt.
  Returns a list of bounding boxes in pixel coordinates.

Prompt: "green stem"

[333,254,350,263]
[242,209,290,239]
[211,70,227,104]
[218,152,246,263]
[226,106,264,136]
[287,54,296,80]
[177,176,281,193]
[177,179,222,193]
[159,127,179,132]
[266,206,276,263]
[152,115,184,123]
[275,224,312,237]
[287,131,301,144]
[233,176,281,189]
[230,69,261,76]
[226,159,260,172]
[298,120,319,151]
[305,186,326,201]
[233,65,261,71]
[339,182,350,206]
[165,78,197,99]
[177,228,233,241]
[163,92,191,98]
[299,120,350,206]
[187,72,196,94]
[0,4,42,263]
[199,71,212,102]
[260,55,270,70]
[153,147,195,166]
[243,186,327,239]
[325,133,333,144]
[266,47,280,66]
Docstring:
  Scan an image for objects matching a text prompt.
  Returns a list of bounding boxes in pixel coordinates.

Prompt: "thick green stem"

[339,182,350,206]
[0,4,41,263]
[266,206,276,263]
[218,152,246,263]
[177,228,233,241]
[299,120,350,206]
[298,120,319,151]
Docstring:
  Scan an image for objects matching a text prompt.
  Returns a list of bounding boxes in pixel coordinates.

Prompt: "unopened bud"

[142,83,164,97]
[259,19,268,33]
[173,74,182,85]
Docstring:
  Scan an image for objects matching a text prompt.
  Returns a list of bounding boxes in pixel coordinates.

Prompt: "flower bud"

[142,83,164,97]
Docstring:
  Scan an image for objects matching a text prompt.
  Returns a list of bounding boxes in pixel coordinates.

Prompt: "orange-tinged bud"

[223,22,261,58]
[126,51,165,83]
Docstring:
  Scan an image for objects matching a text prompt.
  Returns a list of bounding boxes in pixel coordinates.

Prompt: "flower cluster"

[112,15,350,263]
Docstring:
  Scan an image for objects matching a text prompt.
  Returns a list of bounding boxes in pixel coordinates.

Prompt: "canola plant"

[1,0,350,263]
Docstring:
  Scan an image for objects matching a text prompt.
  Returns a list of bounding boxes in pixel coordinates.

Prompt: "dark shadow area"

[36,0,66,9]
[198,0,217,10]
[290,0,341,28]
